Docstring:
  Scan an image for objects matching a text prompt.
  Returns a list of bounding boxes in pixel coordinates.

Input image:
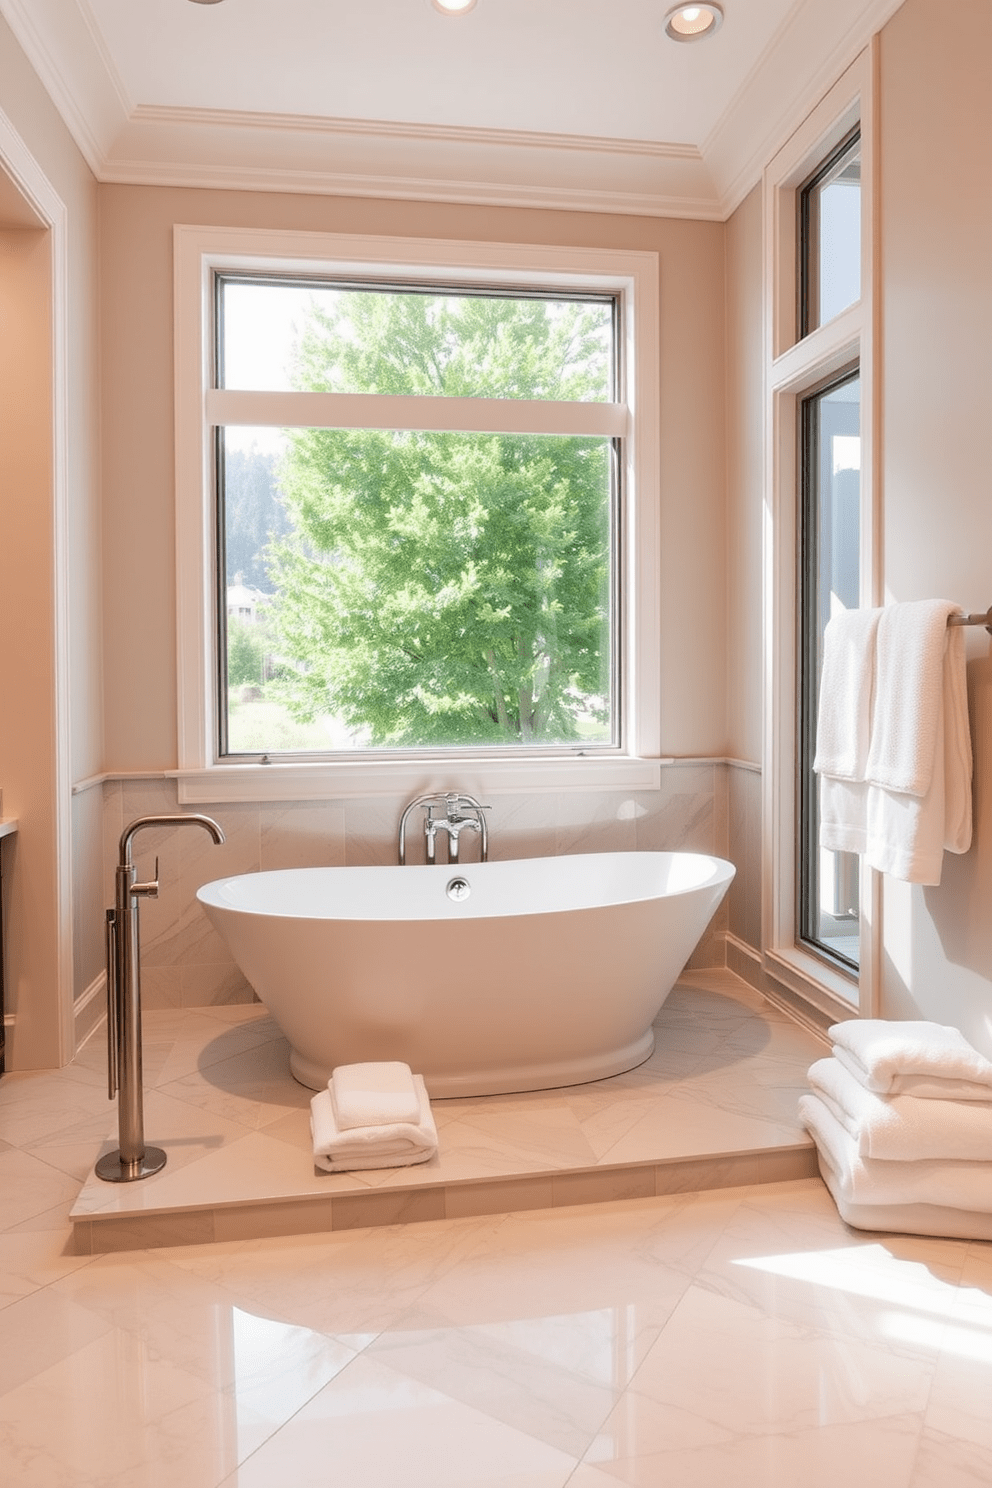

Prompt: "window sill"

[173,755,665,805]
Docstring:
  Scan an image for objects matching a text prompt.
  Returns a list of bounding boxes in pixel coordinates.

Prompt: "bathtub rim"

[196,849,736,926]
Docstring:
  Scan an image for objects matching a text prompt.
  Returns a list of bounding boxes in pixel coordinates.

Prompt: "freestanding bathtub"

[197,851,735,1097]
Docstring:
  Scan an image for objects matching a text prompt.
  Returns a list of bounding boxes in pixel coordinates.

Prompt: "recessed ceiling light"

[664,4,724,41]
[188,1,226,6]
[432,0,478,12]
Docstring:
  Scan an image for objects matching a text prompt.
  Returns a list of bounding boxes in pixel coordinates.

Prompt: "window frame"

[174,227,661,803]
[762,47,880,1022]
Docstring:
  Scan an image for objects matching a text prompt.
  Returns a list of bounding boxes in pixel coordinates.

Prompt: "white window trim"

[761,45,881,1020]
[174,226,661,803]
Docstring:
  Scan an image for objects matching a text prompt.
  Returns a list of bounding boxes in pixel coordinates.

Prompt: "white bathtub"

[197,851,735,1097]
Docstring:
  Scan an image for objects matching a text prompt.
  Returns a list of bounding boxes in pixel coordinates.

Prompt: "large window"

[763,49,875,1018]
[216,278,618,759]
[174,230,661,802]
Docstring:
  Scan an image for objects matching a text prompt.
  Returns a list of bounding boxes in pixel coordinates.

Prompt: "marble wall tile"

[140,964,184,1011]
[488,792,557,861]
[260,803,346,869]
[555,792,638,856]
[181,964,256,1008]
[633,765,716,854]
[344,795,404,865]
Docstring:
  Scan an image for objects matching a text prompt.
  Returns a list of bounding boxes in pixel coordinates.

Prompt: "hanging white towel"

[814,600,973,884]
[330,1061,422,1131]
[865,599,960,795]
[799,1093,992,1213]
[815,607,879,858]
[829,1018,992,1098]
[862,612,972,883]
[310,1075,438,1172]
[814,607,882,781]
[807,1055,992,1162]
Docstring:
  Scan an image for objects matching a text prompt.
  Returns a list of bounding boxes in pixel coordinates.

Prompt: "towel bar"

[946,607,992,636]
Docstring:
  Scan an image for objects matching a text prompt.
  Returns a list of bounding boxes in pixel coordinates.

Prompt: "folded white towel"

[808,1056,992,1162]
[816,1178,992,1241]
[813,607,882,781]
[865,599,960,796]
[310,1074,438,1172]
[829,1018,992,1098]
[799,1093,992,1214]
[330,1061,421,1131]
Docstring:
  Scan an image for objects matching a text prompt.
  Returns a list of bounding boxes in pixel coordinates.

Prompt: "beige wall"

[0,13,102,1066]
[876,0,992,1047]
[99,187,728,770]
[724,183,764,766]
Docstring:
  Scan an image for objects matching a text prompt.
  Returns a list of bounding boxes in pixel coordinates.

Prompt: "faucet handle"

[131,856,160,899]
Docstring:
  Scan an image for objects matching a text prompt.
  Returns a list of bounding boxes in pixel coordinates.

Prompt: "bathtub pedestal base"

[288,1028,656,1098]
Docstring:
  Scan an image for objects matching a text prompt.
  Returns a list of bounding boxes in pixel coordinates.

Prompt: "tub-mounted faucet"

[398,792,490,866]
[97,813,224,1183]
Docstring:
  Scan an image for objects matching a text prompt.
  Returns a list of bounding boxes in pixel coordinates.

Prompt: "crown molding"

[710,0,907,217]
[0,0,129,174]
[100,156,725,223]
[102,106,724,220]
[132,104,703,163]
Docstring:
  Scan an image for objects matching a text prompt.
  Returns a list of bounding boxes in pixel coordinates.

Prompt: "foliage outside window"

[216,280,619,758]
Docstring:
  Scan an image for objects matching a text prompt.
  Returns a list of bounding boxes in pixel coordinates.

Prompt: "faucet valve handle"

[131,856,160,899]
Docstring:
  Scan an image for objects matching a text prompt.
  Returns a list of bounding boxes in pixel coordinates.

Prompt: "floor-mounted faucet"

[97,813,224,1183]
[398,792,490,865]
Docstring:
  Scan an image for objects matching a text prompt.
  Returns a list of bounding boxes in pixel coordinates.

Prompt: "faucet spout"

[119,812,225,868]
[398,793,490,865]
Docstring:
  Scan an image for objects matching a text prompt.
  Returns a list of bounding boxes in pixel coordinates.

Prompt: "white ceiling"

[0,0,905,218]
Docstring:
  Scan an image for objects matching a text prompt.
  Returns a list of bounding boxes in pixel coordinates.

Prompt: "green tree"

[268,291,612,747]
[227,616,266,688]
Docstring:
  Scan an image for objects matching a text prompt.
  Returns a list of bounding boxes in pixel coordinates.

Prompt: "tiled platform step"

[72,1144,818,1253]
[69,969,825,1253]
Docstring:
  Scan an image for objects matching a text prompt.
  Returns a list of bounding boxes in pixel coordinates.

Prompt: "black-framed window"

[799,126,862,339]
[798,366,861,971]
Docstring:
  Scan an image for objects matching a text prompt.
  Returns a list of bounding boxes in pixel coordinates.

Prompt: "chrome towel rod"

[947,606,992,635]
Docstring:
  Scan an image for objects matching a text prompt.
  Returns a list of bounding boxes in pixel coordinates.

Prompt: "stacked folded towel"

[310,1060,438,1172]
[799,1019,992,1238]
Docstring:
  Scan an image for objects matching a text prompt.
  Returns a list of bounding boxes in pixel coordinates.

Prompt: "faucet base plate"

[95,1145,167,1183]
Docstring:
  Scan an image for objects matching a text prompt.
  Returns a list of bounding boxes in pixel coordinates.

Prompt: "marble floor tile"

[5,969,992,1486]
[215,1352,582,1488]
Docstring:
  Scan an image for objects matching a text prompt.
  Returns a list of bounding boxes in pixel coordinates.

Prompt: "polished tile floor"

[2,974,992,1485]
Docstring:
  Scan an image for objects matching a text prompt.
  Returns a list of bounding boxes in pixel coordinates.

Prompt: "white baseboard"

[726,934,833,1045]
